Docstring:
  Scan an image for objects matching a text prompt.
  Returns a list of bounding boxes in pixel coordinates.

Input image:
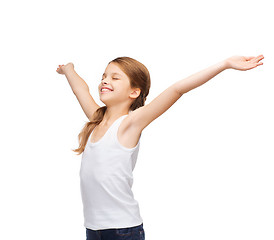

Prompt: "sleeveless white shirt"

[79,114,143,230]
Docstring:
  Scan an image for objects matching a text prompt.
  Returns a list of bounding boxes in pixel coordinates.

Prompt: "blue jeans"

[86,223,145,240]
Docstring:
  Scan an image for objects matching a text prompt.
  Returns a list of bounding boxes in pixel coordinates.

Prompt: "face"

[98,62,140,105]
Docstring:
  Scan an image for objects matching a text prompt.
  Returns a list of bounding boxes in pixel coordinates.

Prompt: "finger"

[256,55,264,62]
[245,56,255,61]
[250,55,264,63]
[247,62,263,70]
[253,54,264,59]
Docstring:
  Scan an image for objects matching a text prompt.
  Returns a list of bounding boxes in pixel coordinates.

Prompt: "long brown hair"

[72,56,151,155]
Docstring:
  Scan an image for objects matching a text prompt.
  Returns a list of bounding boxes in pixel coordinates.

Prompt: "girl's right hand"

[56,62,74,75]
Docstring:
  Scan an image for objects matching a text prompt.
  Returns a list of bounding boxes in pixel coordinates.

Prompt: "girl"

[56,55,264,240]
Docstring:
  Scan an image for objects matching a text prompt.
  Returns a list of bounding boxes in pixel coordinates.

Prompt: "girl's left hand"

[225,55,264,71]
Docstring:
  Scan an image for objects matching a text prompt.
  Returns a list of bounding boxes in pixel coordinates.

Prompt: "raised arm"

[129,55,264,132]
[56,63,100,121]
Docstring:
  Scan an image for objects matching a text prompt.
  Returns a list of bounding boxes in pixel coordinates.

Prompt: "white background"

[1,0,273,239]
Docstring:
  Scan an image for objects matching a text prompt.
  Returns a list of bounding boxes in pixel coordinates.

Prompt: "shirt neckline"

[88,114,128,146]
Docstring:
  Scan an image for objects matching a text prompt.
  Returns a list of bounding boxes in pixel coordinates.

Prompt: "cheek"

[116,87,129,95]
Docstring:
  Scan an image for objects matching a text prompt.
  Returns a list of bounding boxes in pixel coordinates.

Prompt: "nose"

[102,78,109,85]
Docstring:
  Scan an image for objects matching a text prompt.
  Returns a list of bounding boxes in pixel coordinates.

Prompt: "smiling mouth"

[101,89,113,93]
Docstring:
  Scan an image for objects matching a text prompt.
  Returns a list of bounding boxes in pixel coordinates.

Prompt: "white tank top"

[79,114,143,230]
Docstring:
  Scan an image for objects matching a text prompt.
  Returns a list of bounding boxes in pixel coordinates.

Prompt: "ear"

[129,88,141,99]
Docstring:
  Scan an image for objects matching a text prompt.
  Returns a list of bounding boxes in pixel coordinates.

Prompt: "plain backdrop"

[0,0,273,239]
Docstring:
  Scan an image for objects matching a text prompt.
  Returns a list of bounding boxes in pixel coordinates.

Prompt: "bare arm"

[175,55,264,95]
[56,63,100,120]
[63,64,90,93]
[175,60,227,95]
[129,55,264,132]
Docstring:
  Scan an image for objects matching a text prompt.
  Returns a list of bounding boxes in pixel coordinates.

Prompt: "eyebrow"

[102,72,122,77]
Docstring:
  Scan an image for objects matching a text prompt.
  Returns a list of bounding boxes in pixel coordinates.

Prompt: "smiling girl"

[56,54,263,240]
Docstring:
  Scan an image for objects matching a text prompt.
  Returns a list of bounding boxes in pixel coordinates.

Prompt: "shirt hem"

[84,219,143,231]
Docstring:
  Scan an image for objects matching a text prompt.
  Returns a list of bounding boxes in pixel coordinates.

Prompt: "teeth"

[101,89,112,92]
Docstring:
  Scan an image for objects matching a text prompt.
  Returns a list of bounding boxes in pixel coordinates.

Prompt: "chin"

[99,96,111,105]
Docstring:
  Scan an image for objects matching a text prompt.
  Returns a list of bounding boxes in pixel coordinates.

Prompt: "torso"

[90,114,141,149]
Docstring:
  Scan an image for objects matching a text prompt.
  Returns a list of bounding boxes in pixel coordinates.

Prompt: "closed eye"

[100,77,119,81]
